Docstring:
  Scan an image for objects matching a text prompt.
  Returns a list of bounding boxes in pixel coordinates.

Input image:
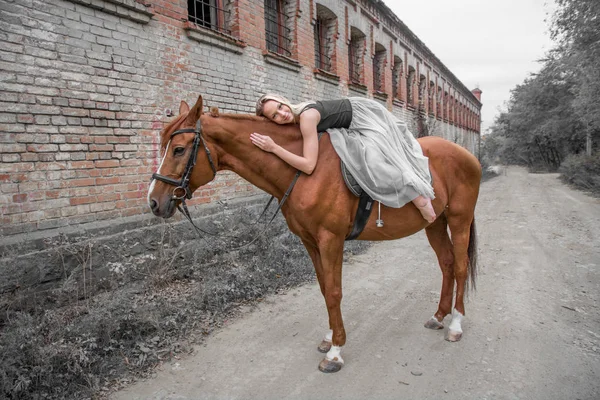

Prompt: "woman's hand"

[250,133,277,153]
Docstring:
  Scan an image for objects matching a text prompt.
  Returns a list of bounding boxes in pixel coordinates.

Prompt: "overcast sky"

[386,0,557,133]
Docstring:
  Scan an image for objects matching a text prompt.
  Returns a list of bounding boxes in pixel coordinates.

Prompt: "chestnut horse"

[147,96,481,373]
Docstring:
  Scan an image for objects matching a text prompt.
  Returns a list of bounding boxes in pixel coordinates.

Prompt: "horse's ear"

[209,106,219,117]
[188,95,204,122]
[179,100,190,115]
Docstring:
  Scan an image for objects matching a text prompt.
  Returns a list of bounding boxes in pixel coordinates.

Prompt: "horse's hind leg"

[424,214,455,330]
[445,211,475,342]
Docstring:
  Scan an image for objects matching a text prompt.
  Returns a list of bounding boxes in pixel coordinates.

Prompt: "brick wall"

[0,0,482,239]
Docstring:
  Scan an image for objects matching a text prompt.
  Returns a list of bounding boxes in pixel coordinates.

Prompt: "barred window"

[406,66,415,106]
[265,0,292,57]
[443,91,449,119]
[314,4,337,72]
[418,75,426,111]
[187,0,231,35]
[436,86,442,116]
[348,27,365,85]
[373,43,386,93]
[392,56,402,100]
[428,80,435,114]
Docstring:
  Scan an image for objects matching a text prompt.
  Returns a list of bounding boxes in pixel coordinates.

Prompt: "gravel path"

[113,166,600,400]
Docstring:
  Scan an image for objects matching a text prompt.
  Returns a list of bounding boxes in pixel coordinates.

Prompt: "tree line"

[483,0,600,172]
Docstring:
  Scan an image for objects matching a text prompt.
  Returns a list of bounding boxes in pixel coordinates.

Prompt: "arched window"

[443,91,449,120]
[418,74,426,111]
[348,27,366,85]
[373,43,386,93]
[264,0,292,57]
[428,80,435,114]
[314,4,337,73]
[188,0,232,35]
[436,86,442,117]
[392,55,403,101]
[406,66,416,106]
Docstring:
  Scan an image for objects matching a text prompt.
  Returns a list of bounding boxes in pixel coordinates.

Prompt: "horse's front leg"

[300,239,333,353]
[315,234,346,373]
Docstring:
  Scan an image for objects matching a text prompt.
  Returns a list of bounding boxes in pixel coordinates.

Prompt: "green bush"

[559,153,600,196]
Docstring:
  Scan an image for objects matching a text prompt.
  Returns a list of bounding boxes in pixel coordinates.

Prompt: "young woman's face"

[262,100,294,124]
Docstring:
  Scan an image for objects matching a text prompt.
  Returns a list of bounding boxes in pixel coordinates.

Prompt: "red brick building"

[0,0,481,240]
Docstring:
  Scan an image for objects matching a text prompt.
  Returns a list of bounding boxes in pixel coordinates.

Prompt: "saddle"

[341,161,374,240]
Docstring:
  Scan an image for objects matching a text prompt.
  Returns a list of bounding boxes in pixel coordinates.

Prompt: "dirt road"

[113,167,600,400]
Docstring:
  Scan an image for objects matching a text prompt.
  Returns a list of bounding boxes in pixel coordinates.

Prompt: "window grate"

[373,51,385,92]
[392,62,401,99]
[314,19,332,71]
[265,0,291,57]
[428,84,434,113]
[188,0,231,35]
[407,69,415,106]
[348,42,361,84]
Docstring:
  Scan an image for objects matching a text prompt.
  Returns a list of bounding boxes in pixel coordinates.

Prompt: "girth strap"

[345,191,374,240]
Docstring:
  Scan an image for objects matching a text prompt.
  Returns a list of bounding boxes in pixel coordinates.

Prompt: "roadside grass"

[559,153,600,197]
[0,205,370,399]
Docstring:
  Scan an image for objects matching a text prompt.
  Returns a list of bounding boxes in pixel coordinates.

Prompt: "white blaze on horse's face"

[147,141,170,206]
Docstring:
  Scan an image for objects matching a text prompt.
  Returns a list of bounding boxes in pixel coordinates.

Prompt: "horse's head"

[147,95,218,218]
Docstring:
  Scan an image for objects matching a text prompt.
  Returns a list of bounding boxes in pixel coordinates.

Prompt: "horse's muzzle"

[149,197,177,219]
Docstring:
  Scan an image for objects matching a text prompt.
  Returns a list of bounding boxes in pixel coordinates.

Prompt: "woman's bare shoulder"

[299,107,320,123]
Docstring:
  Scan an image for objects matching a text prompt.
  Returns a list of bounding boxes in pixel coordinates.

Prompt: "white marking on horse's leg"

[317,329,333,353]
[326,345,344,364]
[448,308,464,334]
[147,142,170,205]
[424,314,444,330]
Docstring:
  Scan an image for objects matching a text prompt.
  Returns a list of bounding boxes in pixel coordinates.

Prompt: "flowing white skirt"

[326,97,435,208]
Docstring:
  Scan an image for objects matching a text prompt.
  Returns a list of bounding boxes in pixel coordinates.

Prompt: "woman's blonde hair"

[255,93,315,123]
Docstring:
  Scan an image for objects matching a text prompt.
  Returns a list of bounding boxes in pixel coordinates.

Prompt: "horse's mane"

[213,113,264,122]
[158,110,301,150]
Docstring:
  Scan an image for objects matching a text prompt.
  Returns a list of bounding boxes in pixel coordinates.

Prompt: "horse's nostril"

[150,199,159,213]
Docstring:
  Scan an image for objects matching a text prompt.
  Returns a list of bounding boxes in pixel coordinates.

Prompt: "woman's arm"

[250,109,320,175]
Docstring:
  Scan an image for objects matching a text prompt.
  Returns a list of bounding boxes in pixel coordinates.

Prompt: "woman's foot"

[412,196,436,223]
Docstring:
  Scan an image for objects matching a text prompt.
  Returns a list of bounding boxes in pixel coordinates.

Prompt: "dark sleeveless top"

[302,99,352,132]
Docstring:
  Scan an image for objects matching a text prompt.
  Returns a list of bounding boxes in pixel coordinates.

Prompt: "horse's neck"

[208,116,302,198]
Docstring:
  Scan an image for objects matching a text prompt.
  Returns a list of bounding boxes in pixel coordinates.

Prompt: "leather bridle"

[152,119,216,201]
[150,118,321,247]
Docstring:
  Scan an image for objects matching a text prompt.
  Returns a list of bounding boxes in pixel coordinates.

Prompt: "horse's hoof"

[318,357,343,373]
[318,340,332,353]
[446,330,463,342]
[424,317,444,330]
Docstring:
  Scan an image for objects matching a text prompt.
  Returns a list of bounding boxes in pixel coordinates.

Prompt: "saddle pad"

[341,161,362,197]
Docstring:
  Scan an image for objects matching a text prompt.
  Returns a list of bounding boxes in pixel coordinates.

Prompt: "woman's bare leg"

[413,195,436,223]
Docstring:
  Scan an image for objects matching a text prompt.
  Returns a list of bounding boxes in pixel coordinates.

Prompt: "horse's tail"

[466,217,478,294]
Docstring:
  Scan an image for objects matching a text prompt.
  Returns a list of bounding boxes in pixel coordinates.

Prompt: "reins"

[176,170,301,250]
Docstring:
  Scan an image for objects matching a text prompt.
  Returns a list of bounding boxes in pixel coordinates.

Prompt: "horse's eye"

[173,147,185,156]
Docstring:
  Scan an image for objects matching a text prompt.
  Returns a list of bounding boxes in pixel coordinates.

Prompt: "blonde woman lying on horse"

[251,94,437,223]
